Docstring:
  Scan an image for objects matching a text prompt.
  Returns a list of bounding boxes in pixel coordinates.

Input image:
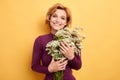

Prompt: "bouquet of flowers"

[46,26,85,80]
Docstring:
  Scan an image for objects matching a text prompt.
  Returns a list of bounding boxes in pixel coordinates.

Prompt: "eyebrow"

[52,12,67,18]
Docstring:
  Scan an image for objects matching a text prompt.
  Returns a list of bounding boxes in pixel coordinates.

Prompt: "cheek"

[49,18,54,25]
[49,21,53,27]
[63,20,67,26]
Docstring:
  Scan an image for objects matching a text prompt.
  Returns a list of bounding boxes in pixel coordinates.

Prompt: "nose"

[55,17,61,23]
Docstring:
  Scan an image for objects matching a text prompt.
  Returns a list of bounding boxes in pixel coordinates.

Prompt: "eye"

[52,14,57,18]
[61,17,66,20]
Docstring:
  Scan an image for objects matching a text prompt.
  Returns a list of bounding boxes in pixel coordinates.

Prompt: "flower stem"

[54,70,63,80]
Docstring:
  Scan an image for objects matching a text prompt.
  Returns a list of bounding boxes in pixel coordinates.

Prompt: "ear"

[48,15,51,21]
[47,14,51,22]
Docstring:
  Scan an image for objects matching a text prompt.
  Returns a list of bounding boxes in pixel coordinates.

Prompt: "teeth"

[54,23,60,26]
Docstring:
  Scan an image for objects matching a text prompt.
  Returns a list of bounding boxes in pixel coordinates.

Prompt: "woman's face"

[49,9,67,33]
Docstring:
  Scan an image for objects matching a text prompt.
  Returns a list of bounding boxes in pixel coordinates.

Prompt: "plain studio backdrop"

[0,0,120,80]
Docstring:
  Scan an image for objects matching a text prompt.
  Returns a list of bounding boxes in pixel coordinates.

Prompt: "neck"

[51,29,57,34]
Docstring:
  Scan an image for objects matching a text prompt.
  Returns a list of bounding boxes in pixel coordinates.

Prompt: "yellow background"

[0,0,120,80]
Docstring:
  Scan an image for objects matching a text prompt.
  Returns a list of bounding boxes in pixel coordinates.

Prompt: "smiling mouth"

[53,23,61,27]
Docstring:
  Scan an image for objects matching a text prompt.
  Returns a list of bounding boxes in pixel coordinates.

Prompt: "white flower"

[46,26,86,80]
[46,26,86,60]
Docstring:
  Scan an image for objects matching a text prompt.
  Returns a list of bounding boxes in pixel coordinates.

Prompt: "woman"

[31,3,82,80]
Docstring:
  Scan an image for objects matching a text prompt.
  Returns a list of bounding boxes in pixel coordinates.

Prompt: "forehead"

[53,9,67,17]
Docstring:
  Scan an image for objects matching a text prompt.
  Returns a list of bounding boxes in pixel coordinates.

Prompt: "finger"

[51,57,55,62]
[58,63,67,70]
[60,47,66,53]
[61,67,66,70]
[62,60,68,65]
[59,65,66,70]
[61,65,66,70]
[59,60,68,67]
[62,40,68,46]
[57,58,66,64]
[63,58,68,62]
[59,67,65,71]
[60,46,65,51]
[60,50,64,57]
[60,42,66,48]
[60,42,69,51]
[63,41,74,49]
[57,58,63,64]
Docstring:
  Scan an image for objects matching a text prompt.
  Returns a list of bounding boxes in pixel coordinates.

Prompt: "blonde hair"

[46,3,72,27]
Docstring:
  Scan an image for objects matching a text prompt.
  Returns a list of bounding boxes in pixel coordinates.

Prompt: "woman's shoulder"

[35,33,53,42]
[37,33,52,39]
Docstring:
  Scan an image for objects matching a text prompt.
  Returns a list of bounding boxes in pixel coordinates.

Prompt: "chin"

[55,28,63,30]
[54,29,60,31]
[53,26,63,30]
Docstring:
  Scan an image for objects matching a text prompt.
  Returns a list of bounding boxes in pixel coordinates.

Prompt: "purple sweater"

[31,33,82,80]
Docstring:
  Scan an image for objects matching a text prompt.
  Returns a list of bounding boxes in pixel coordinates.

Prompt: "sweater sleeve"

[31,37,51,74]
[68,50,82,70]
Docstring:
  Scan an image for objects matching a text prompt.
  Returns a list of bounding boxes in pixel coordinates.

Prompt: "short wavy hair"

[46,3,72,27]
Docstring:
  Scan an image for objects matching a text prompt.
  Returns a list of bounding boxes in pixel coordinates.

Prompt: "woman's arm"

[31,37,51,74]
[68,54,82,70]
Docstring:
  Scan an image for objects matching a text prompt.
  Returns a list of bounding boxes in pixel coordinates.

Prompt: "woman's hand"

[60,41,75,60]
[48,57,68,73]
